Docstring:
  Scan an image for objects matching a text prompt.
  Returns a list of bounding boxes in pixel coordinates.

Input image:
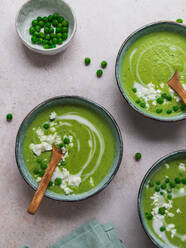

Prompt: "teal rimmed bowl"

[138,150,186,248]
[115,21,186,122]
[15,96,123,201]
[15,0,77,55]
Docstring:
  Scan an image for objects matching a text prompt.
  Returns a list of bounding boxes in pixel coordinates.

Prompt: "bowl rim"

[115,20,186,122]
[15,95,123,202]
[137,149,186,248]
[15,0,77,54]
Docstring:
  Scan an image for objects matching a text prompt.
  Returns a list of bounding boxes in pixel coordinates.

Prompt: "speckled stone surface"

[0,0,185,247]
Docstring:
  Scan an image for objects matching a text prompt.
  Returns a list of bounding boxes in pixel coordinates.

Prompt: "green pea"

[45,35,50,41]
[53,38,58,44]
[157,97,164,104]
[166,95,172,101]
[31,36,37,44]
[39,32,45,39]
[56,33,62,39]
[38,20,45,28]
[97,69,103,78]
[167,109,172,114]
[44,27,49,34]
[52,19,58,27]
[64,137,70,144]
[43,40,48,45]
[6,113,13,121]
[160,226,166,232]
[49,40,54,46]
[48,15,53,22]
[175,177,181,184]
[160,192,164,195]
[167,194,172,200]
[140,102,146,108]
[33,31,39,37]
[62,33,68,40]
[37,16,42,22]
[135,152,141,160]
[49,27,54,33]
[165,178,170,184]
[173,106,179,112]
[32,20,38,26]
[170,181,176,188]
[50,33,56,39]
[158,207,166,215]
[58,38,63,45]
[35,25,41,32]
[155,186,160,192]
[61,27,68,33]
[29,27,35,35]
[33,168,39,175]
[161,184,167,190]
[84,57,91,66]
[156,108,163,114]
[182,178,186,184]
[43,123,50,129]
[58,23,62,28]
[41,163,47,170]
[37,38,43,44]
[53,13,59,19]
[156,181,161,185]
[101,61,108,69]
[45,22,51,28]
[43,16,48,23]
[135,99,141,104]
[55,178,62,186]
[60,160,66,166]
[145,213,153,220]
[176,18,183,23]
[37,158,42,164]
[62,20,68,27]
[149,182,154,187]
[56,27,61,33]
[51,44,56,48]
[167,189,172,193]
[161,93,167,98]
[59,143,65,148]
[180,104,185,111]
[132,88,137,93]
[57,16,64,23]
[48,181,53,187]
[39,170,45,177]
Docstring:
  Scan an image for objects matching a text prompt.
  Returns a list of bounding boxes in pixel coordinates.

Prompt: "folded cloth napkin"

[21,219,125,248]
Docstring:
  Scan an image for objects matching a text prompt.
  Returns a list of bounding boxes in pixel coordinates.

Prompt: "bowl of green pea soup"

[138,150,186,248]
[15,0,77,55]
[15,96,123,201]
[116,21,186,121]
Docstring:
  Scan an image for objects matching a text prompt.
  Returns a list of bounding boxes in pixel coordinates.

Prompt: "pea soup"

[121,31,186,117]
[23,104,115,195]
[142,158,186,247]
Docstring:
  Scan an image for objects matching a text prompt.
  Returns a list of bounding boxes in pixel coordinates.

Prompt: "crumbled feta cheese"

[160,83,164,88]
[165,163,169,169]
[180,188,184,193]
[176,208,181,214]
[179,163,185,172]
[166,224,176,238]
[50,127,56,132]
[29,142,52,156]
[50,112,56,121]
[168,212,174,218]
[36,177,41,183]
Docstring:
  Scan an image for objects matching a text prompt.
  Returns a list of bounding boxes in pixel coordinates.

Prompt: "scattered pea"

[29,27,35,34]
[43,123,50,129]
[167,110,172,114]
[61,20,68,27]
[41,163,47,170]
[59,143,65,148]
[57,16,64,23]
[176,18,183,23]
[161,184,167,190]
[156,181,161,185]
[160,192,164,195]
[101,61,108,69]
[170,181,176,188]
[61,27,68,33]
[32,20,38,26]
[135,99,140,104]
[155,186,160,192]
[158,207,166,215]
[62,33,68,40]
[160,226,166,232]
[182,178,186,184]
[132,88,137,93]
[166,95,172,101]
[156,108,162,114]
[6,113,13,121]
[145,213,153,220]
[33,168,39,175]
[173,106,179,112]
[175,177,181,184]
[39,170,45,177]
[58,38,63,45]
[140,102,146,108]
[157,97,164,104]
[165,178,170,184]
[97,69,103,78]
[161,93,167,98]
[48,181,53,187]
[135,152,141,160]
[84,57,91,66]
[167,194,172,200]
[149,182,154,187]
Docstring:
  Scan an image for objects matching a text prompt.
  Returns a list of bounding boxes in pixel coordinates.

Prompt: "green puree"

[142,158,186,247]
[121,31,186,116]
[23,104,115,195]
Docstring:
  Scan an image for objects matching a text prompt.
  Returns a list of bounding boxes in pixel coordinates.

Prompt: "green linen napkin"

[21,219,125,248]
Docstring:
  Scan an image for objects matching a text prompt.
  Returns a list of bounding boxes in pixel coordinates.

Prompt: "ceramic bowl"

[15,96,123,201]
[115,21,186,122]
[138,150,186,248]
[15,0,77,55]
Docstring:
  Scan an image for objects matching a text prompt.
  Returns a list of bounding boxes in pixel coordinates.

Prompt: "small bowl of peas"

[15,0,77,55]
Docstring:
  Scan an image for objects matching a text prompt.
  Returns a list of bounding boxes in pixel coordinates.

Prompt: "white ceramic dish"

[15,0,77,55]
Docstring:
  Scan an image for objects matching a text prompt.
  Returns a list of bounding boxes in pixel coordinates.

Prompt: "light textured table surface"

[1,0,185,247]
